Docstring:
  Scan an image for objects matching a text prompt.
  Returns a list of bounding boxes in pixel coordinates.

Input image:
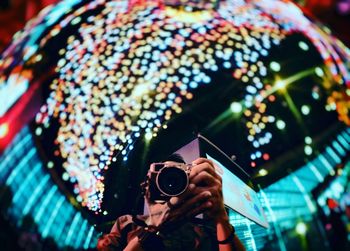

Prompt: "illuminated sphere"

[0,0,349,219]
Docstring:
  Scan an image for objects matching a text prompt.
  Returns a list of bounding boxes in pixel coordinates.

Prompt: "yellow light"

[259,169,268,176]
[131,83,150,98]
[0,123,9,139]
[275,80,287,90]
[165,7,213,23]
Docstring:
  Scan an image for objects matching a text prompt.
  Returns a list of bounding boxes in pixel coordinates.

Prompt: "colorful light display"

[0,0,349,214]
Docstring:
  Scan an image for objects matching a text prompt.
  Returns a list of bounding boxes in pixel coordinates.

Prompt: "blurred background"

[0,0,350,250]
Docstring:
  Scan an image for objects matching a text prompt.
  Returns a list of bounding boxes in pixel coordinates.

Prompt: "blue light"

[12,163,41,204]
[42,197,65,238]
[332,140,346,156]
[65,213,81,246]
[1,127,98,248]
[5,148,36,186]
[84,226,96,249]
[325,146,341,164]
[34,186,58,223]
[22,175,50,216]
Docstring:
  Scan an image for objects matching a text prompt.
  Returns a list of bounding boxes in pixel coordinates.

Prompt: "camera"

[147,162,192,202]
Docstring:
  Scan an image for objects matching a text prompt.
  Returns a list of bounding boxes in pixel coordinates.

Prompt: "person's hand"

[189,158,227,223]
[145,181,213,230]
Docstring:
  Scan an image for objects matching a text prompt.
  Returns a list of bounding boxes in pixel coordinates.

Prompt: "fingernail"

[188,184,195,190]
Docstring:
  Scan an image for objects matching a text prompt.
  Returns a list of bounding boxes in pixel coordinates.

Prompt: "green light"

[301,105,310,115]
[315,67,324,77]
[298,41,309,51]
[71,16,82,25]
[35,127,43,136]
[325,103,336,111]
[230,102,242,113]
[312,91,319,100]
[296,222,307,235]
[276,120,286,130]
[305,136,312,144]
[47,161,54,169]
[304,145,313,155]
[145,132,153,141]
[62,172,70,181]
[270,61,281,72]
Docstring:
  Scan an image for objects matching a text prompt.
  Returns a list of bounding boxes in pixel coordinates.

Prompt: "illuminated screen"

[207,153,269,228]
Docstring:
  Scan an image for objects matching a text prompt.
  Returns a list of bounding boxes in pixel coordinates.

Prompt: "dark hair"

[163,153,186,164]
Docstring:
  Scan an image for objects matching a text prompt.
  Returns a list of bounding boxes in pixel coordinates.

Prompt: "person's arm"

[216,211,246,251]
[190,158,246,251]
[97,215,144,251]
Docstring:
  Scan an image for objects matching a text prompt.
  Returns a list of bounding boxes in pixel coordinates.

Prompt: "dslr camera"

[147,162,192,202]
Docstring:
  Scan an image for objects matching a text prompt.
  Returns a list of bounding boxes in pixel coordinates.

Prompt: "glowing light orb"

[296,222,307,235]
[0,123,9,139]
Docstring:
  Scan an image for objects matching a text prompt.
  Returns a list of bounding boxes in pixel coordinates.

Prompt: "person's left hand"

[189,158,227,223]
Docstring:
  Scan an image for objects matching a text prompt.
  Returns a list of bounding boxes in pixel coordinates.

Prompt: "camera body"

[147,162,192,202]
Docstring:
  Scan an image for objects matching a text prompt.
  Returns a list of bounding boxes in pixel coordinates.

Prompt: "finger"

[168,183,196,207]
[190,171,221,187]
[192,186,218,198]
[179,191,211,213]
[190,162,221,180]
[192,158,214,166]
[186,200,212,218]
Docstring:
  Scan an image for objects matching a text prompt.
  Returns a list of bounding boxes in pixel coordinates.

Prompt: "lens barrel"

[156,166,189,197]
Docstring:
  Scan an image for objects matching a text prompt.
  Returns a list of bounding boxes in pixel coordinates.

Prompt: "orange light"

[0,123,9,139]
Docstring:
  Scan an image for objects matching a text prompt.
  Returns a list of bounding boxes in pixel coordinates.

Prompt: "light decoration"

[0,0,348,212]
[258,168,268,176]
[304,145,313,156]
[230,102,243,113]
[0,123,9,139]
[276,120,286,130]
[301,105,310,115]
[295,222,307,235]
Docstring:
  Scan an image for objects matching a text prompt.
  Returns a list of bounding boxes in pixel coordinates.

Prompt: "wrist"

[214,209,230,225]
[215,211,236,245]
[217,224,236,245]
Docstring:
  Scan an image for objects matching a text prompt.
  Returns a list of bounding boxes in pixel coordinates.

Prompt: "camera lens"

[156,166,189,197]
